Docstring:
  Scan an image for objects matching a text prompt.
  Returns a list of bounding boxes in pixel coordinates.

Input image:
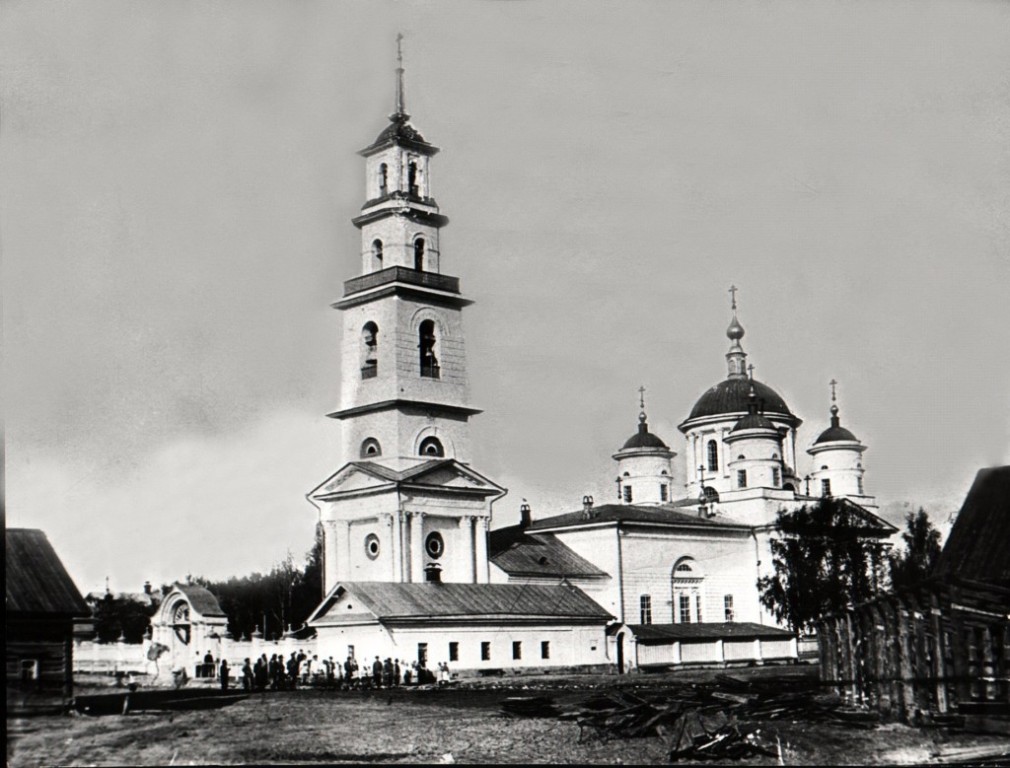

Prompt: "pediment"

[309,463,396,499]
[404,461,504,493]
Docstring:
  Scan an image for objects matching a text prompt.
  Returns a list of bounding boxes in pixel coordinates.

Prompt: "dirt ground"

[7,667,1009,766]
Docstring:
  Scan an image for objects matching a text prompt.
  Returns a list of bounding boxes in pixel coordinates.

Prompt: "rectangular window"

[737,469,747,489]
[347,645,354,659]
[772,468,780,487]
[417,643,428,666]
[481,641,491,661]
[623,485,632,503]
[512,641,522,660]
[660,484,669,502]
[695,594,703,623]
[822,478,832,497]
[857,476,864,495]
[724,595,734,622]
[679,594,691,623]
[541,641,550,660]
[448,642,459,662]
[640,594,653,625]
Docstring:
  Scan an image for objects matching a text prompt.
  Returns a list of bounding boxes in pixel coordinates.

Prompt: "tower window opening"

[737,469,747,489]
[361,322,378,378]
[414,238,425,271]
[640,594,653,625]
[724,595,734,622]
[707,440,719,472]
[408,160,419,196]
[419,436,444,457]
[371,239,383,272]
[418,320,440,378]
[821,478,832,497]
[857,476,864,495]
[378,163,388,196]
[360,438,381,458]
[660,483,669,502]
[772,467,780,487]
[623,485,633,503]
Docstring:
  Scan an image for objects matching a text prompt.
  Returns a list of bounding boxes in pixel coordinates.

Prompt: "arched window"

[707,440,719,472]
[408,160,419,196]
[360,438,381,458]
[378,163,388,196]
[672,558,704,624]
[361,322,378,378]
[371,239,383,271]
[418,436,444,457]
[418,320,439,378]
[414,238,425,271]
[703,486,719,503]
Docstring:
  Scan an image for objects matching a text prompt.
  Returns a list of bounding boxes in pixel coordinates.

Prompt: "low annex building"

[307,581,612,672]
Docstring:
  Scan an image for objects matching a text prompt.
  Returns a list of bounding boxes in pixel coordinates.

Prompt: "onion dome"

[727,313,745,341]
[622,411,670,450]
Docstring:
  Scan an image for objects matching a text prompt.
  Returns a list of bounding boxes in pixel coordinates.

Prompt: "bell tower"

[329,36,480,468]
[308,39,505,593]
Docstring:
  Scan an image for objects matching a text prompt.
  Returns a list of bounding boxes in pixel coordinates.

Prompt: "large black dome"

[686,378,796,423]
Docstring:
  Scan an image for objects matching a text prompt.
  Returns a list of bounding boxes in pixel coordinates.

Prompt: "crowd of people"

[200,650,455,692]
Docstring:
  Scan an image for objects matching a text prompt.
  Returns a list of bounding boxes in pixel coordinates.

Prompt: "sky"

[4,0,1009,593]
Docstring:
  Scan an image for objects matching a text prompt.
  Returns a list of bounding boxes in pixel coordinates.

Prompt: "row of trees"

[758,500,943,633]
[91,526,324,643]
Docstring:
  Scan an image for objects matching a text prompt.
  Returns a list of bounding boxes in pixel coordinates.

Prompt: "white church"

[302,52,896,674]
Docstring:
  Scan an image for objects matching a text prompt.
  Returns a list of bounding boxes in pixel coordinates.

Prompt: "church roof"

[813,424,859,444]
[6,529,89,617]
[489,527,609,579]
[311,582,611,624]
[527,504,751,533]
[683,378,797,426]
[359,116,439,156]
[621,426,669,450]
[629,622,794,643]
[171,584,227,618]
[730,412,778,433]
[933,466,1010,586]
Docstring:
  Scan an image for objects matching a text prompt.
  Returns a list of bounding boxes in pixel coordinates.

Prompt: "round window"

[364,533,380,560]
[425,531,445,560]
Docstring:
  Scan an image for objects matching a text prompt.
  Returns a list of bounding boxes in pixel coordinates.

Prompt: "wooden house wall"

[6,617,75,695]
[817,581,1009,723]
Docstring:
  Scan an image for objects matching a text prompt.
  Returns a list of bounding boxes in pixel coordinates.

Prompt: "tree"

[92,595,158,643]
[888,508,942,592]
[757,498,889,633]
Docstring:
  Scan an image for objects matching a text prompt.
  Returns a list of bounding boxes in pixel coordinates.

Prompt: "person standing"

[241,658,253,692]
[372,656,382,688]
[220,658,230,691]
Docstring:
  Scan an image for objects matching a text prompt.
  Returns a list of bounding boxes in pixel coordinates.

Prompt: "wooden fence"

[817,577,1009,725]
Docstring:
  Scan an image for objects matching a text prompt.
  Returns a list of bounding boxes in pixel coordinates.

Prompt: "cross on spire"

[729,284,738,311]
[638,385,646,410]
[829,378,838,403]
[747,364,755,380]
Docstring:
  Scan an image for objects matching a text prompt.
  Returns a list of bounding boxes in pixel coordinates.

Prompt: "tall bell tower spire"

[327,36,479,466]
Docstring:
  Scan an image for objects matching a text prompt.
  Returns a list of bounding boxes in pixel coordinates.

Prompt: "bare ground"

[7,667,1009,766]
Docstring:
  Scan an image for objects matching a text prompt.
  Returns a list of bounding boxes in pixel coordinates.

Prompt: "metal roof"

[683,378,798,426]
[490,527,609,579]
[315,582,611,623]
[171,583,227,618]
[6,528,89,617]
[933,466,1010,586]
[527,503,751,533]
[629,622,794,643]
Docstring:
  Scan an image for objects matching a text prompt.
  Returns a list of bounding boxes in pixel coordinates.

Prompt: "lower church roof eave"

[327,399,483,420]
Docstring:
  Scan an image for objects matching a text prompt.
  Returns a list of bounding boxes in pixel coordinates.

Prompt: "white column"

[474,516,489,584]
[459,515,476,582]
[410,512,425,582]
[753,638,764,665]
[323,520,338,594]
[386,513,399,581]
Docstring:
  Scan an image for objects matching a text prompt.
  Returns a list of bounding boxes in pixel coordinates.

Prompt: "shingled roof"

[490,526,609,579]
[933,466,1010,586]
[172,583,227,618]
[6,529,89,617]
